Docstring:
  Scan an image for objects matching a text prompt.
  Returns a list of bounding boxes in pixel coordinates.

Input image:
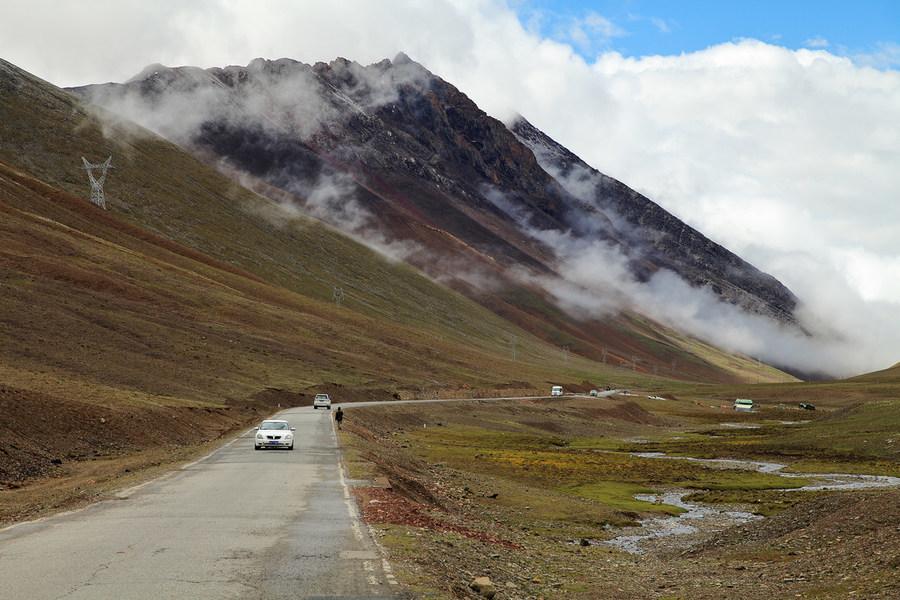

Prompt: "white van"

[733,398,754,412]
[550,385,563,397]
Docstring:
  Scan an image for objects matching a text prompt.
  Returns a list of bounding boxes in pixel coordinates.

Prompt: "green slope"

[0,58,789,399]
[0,59,636,401]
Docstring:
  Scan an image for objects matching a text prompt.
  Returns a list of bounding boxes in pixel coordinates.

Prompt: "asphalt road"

[0,392,616,599]
[0,406,399,600]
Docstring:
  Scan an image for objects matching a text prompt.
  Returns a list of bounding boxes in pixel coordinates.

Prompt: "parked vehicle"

[254,419,295,450]
[550,385,563,397]
[733,398,754,412]
[313,393,332,410]
[799,402,816,411]
[589,389,599,397]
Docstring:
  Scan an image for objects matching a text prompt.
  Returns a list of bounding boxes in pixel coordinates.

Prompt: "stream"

[603,452,900,554]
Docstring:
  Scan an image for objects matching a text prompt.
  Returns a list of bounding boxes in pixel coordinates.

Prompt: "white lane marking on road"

[382,557,399,585]
[333,417,364,543]
[333,415,393,588]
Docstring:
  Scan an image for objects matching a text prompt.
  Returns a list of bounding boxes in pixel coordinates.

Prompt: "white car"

[550,385,563,397]
[254,420,295,450]
[313,393,332,410]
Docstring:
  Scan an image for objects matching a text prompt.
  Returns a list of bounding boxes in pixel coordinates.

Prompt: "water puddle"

[603,452,900,554]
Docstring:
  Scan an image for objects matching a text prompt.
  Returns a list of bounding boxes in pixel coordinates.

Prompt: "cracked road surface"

[0,406,399,599]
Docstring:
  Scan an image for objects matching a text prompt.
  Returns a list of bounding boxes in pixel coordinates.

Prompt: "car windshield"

[315,395,329,400]
[260,422,289,430]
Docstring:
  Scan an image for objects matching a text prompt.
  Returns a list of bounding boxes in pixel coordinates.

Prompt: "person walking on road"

[334,406,344,430]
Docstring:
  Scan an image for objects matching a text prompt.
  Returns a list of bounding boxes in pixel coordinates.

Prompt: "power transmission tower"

[601,347,608,364]
[562,345,570,363]
[332,286,345,306]
[509,335,518,361]
[81,156,113,209]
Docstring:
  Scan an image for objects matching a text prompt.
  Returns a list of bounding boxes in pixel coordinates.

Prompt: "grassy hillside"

[1,59,611,396]
[845,362,900,383]
[0,58,799,520]
[0,58,788,386]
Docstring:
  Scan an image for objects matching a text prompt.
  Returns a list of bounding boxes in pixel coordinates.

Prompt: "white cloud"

[3,0,900,374]
[805,36,830,48]
[650,17,672,34]
[854,42,900,69]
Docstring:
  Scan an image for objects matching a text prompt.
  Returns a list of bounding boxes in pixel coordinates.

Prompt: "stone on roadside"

[470,576,497,598]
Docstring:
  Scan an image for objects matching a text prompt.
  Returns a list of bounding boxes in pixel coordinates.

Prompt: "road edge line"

[331,415,400,587]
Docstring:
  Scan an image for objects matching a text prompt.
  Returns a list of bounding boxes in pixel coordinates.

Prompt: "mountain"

[0,56,797,515]
[509,117,798,323]
[70,54,800,378]
[1,56,606,406]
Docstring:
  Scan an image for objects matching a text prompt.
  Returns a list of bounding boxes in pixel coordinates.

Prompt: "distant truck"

[550,385,563,397]
[733,398,754,412]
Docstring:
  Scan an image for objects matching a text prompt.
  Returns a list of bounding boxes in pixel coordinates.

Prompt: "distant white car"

[734,398,754,412]
[254,419,295,450]
[313,393,332,410]
[551,385,563,397]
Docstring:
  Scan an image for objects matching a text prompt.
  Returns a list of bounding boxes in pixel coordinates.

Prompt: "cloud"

[3,0,900,374]
[649,17,672,34]
[78,57,428,146]
[853,42,900,70]
[485,183,883,379]
[805,36,830,48]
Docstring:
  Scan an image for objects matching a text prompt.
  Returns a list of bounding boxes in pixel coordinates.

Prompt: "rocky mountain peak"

[69,55,803,372]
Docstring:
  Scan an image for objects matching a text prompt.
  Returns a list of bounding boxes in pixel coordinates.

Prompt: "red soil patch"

[353,486,522,549]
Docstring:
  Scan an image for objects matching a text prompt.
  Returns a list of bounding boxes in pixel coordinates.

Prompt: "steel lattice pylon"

[81,156,113,209]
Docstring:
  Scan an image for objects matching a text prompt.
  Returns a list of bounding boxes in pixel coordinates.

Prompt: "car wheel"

[289,444,294,450]
[313,406,317,410]
[254,445,260,451]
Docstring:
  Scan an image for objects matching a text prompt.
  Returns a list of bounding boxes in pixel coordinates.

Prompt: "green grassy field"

[342,389,900,599]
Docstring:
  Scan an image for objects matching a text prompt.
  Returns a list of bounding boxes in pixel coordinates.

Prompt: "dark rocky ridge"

[511,117,798,322]
[70,54,801,376]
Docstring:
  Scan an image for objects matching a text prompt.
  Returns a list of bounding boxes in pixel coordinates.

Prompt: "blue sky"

[518,0,900,65]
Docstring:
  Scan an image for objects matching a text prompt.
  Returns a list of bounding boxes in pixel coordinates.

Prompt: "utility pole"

[509,335,518,361]
[332,286,345,306]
